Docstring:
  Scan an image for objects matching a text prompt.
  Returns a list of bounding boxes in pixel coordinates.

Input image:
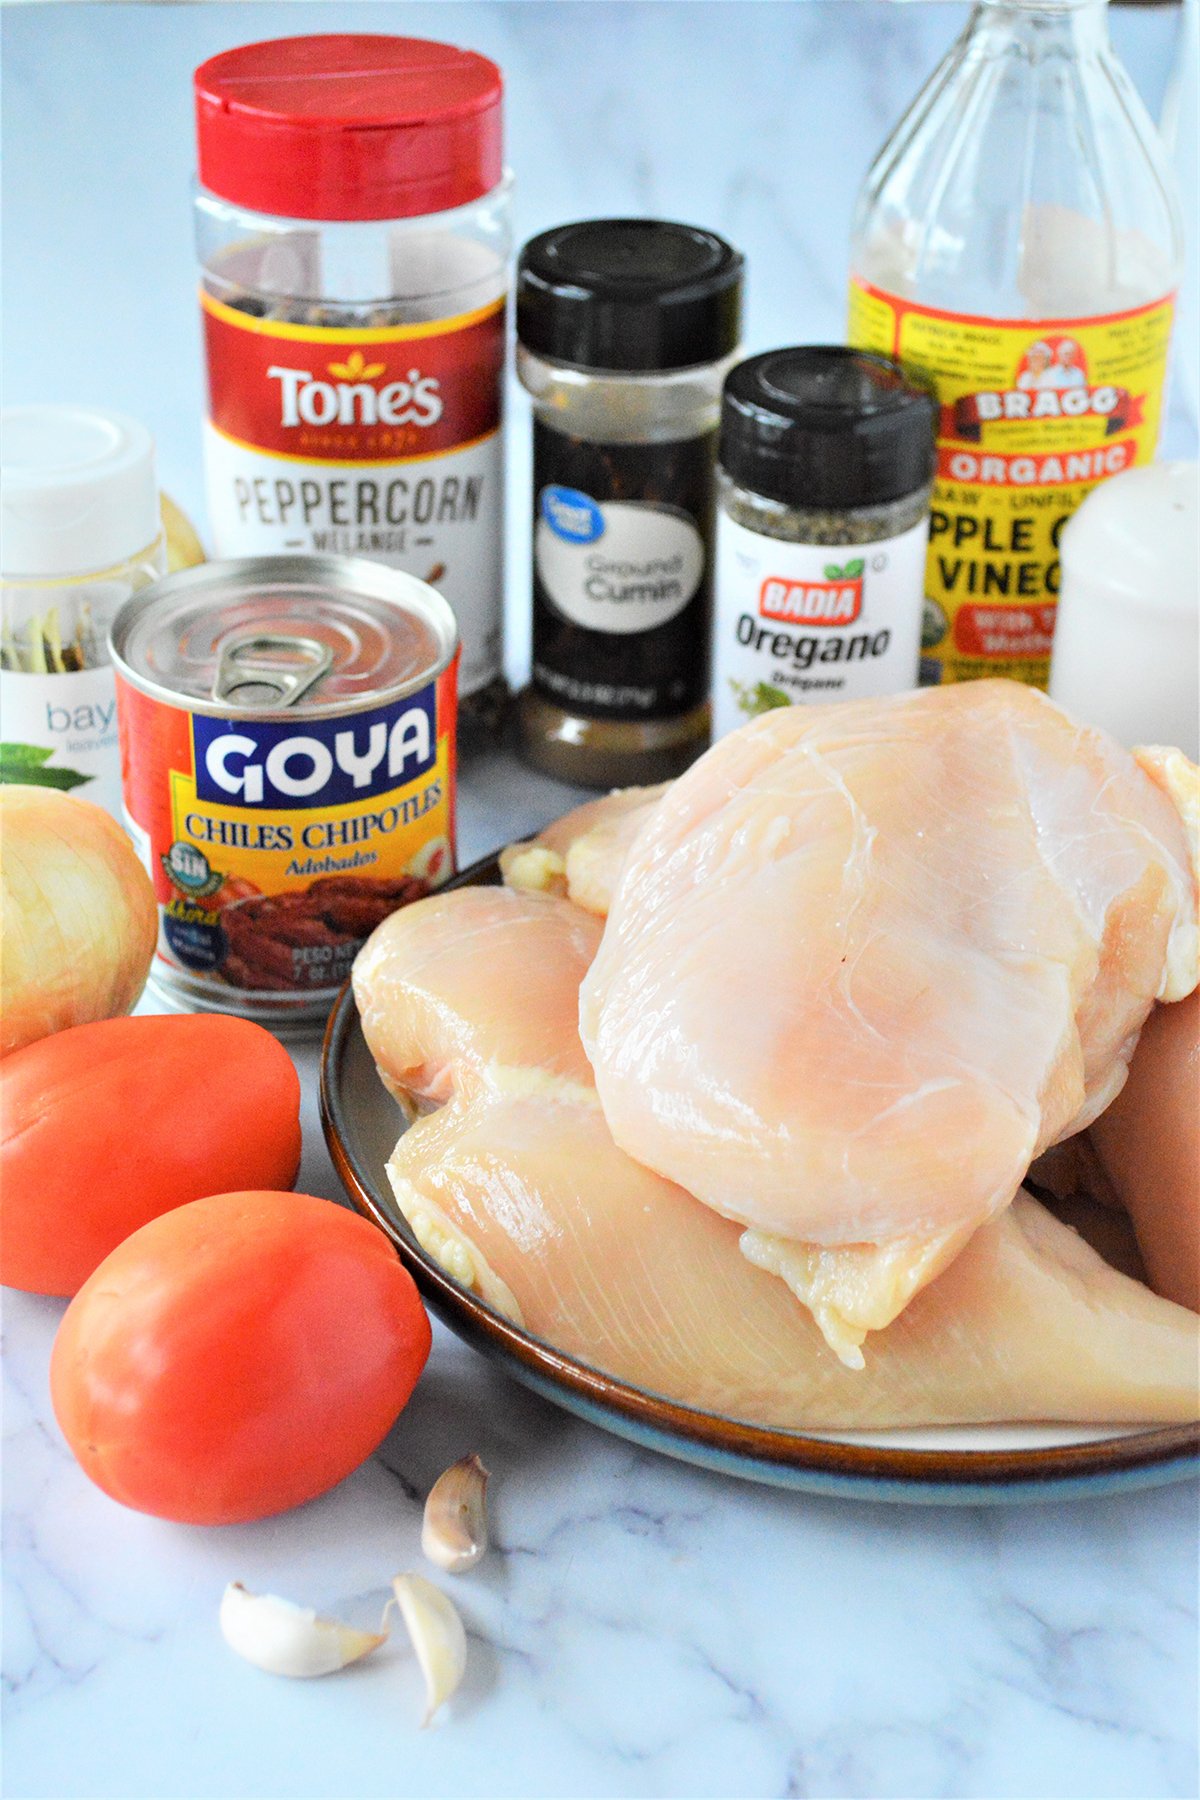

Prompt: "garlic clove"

[389,1573,467,1724]
[219,1581,386,1678]
[422,1453,490,1574]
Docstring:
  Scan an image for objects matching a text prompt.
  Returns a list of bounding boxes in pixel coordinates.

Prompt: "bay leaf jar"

[0,406,166,819]
[515,220,744,786]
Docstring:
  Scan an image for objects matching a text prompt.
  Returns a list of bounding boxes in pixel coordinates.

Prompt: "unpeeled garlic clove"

[219,1581,387,1678]
[389,1573,467,1724]
[422,1453,490,1573]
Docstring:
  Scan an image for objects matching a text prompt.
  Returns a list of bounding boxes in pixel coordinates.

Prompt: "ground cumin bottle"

[848,0,1182,689]
[515,220,743,786]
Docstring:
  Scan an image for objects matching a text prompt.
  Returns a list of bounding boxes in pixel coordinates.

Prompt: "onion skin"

[0,785,157,1057]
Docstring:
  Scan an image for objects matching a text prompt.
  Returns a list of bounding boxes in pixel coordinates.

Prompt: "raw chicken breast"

[354,885,1199,1426]
[581,682,1199,1361]
[1091,992,1200,1313]
[501,784,665,915]
[1030,1190,1147,1285]
[354,885,601,1102]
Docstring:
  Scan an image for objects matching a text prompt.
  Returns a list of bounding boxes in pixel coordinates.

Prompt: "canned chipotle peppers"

[110,556,458,1022]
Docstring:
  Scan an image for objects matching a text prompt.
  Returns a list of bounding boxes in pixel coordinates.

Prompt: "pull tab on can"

[212,632,333,709]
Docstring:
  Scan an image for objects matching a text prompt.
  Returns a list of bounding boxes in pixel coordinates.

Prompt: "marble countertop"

[4,752,1198,1800]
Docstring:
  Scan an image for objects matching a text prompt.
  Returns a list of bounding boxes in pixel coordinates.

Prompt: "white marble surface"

[3,5,1199,1796]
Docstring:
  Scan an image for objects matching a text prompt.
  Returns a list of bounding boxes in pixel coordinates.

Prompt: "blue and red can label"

[116,663,457,1007]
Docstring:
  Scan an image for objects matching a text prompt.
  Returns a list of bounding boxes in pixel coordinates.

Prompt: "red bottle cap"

[195,34,503,222]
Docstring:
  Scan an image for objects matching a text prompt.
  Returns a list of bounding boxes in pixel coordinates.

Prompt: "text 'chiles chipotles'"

[847,0,1181,689]
[193,34,511,737]
[109,556,458,1025]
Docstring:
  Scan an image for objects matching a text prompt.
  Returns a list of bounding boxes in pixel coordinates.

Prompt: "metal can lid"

[109,554,458,718]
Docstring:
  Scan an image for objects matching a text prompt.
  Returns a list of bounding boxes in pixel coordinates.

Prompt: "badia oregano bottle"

[712,347,936,739]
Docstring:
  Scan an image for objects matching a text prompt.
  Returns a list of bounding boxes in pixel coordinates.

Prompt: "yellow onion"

[0,786,158,1056]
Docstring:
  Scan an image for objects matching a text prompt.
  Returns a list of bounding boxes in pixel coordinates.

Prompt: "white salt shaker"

[1050,462,1198,758]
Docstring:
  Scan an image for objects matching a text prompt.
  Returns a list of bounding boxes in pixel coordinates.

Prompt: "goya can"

[110,554,458,1023]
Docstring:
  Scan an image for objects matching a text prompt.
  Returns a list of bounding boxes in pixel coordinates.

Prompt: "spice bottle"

[848,0,1182,690]
[515,219,744,787]
[713,347,936,738]
[193,34,511,740]
[1,405,166,817]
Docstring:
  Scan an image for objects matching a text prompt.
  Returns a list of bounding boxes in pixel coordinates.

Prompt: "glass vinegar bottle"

[848,0,1183,690]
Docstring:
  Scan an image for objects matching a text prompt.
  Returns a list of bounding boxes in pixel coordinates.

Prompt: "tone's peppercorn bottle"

[194,34,512,743]
[515,220,744,787]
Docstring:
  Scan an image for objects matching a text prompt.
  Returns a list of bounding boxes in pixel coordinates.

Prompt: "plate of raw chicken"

[324,681,1200,1502]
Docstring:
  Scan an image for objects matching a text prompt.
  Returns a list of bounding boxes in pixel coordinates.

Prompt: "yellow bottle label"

[848,279,1175,687]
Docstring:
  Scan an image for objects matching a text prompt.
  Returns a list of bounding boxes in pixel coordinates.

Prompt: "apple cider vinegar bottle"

[848,0,1182,689]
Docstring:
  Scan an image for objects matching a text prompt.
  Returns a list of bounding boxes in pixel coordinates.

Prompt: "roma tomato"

[50,1190,431,1525]
[0,1014,301,1295]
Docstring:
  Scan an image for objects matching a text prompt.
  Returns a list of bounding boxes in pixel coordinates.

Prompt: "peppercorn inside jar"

[193,34,511,743]
[713,346,937,739]
[515,219,744,788]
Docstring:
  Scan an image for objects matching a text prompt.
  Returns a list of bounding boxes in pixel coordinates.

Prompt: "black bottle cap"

[516,219,744,374]
[719,346,937,511]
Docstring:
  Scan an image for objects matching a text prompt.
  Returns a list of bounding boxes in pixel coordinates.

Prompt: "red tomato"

[0,1014,302,1295]
[50,1190,431,1524]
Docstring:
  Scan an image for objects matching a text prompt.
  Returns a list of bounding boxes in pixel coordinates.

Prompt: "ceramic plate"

[320,854,1199,1505]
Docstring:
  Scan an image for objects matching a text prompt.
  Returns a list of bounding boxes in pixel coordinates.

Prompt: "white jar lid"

[1059,461,1198,616]
[1,405,160,578]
